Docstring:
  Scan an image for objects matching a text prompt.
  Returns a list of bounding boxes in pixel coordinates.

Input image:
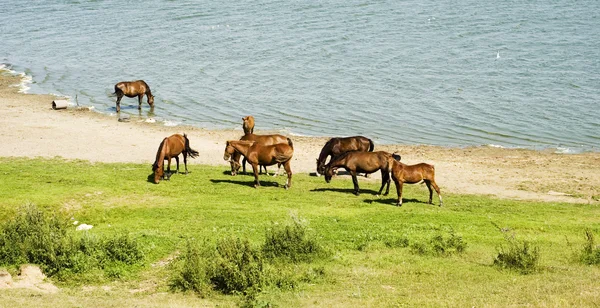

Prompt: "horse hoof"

[284,185,289,190]
[353,192,360,196]
[396,203,402,207]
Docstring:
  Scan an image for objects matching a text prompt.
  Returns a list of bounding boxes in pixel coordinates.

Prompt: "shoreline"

[1,70,599,204]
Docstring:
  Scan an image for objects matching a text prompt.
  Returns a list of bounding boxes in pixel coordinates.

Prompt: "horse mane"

[367,138,374,152]
[153,137,167,170]
[287,137,294,149]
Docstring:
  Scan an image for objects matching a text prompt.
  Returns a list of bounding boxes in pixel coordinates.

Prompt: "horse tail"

[287,137,294,149]
[183,133,199,159]
[368,138,375,152]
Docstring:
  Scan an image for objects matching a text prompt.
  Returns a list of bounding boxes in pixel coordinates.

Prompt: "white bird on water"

[496,51,500,59]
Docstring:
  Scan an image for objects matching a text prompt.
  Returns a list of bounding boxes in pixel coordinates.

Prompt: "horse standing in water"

[316,136,374,176]
[114,80,154,112]
[229,133,288,176]
[390,159,442,207]
[323,151,395,196]
[152,134,199,184]
[223,139,294,189]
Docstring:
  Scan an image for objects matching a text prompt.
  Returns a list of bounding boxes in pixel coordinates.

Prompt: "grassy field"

[1,157,599,307]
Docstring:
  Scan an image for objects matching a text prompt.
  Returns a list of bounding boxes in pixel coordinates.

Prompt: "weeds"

[262,219,324,262]
[409,229,466,256]
[0,203,144,279]
[580,229,600,265]
[493,232,540,274]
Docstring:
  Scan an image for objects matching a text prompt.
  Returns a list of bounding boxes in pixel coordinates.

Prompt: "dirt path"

[1,71,598,204]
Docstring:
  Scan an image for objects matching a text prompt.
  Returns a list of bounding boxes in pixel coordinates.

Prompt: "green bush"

[262,220,324,262]
[209,237,264,295]
[0,203,144,279]
[494,236,540,274]
[580,229,600,265]
[409,229,466,256]
[169,240,212,295]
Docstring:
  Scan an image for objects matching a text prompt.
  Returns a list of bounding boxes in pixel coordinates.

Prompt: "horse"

[390,159,442,207]
[223,139,294,189]
[114,80,154,112]
[316,136,374,176]
[152,134,199,184]
[242,115,255,135]
[229,133,289,176]
[323,151,395,196]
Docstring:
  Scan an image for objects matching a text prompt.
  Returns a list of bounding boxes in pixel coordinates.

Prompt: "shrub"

[169,240,212,295]
[493,236,540,274]
[409,229,466,256]
[262,220,323,262]
[580,229,600,265]
[209,237,264,295]
[0,203,144,279]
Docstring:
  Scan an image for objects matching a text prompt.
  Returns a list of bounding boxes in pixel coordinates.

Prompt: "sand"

[1,71,598,204]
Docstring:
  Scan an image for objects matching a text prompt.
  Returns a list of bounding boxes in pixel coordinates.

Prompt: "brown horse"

[391,160,442,207]
[323,151,395,196]
[242,115,255,135]
[152,134,199,184]
[114,80,154,112]
[316,136,374,176]
[229,133,289,176]
[223,139,294,189]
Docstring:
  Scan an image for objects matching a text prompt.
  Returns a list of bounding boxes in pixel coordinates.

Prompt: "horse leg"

[351,171,360,195]
[263,165,269,176]
[166,158,172,180]
[242,157,248,174]
[283,161,292,189]
[429,180,443,206]
[251,163,260,188]
[378,170,390,196]
[395,180,404,206]
[174,156,180,174]
[115,94,123,112]
[272,163,282,177]
[138,94,143,110]
[183,152,188,174]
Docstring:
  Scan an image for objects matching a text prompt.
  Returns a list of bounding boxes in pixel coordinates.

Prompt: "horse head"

[323,165,335,183]
[152,162,163,184]
[223,141,234,161]
[148,94,155,106]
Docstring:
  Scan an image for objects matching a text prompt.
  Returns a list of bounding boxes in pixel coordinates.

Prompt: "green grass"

[1,157,600,307]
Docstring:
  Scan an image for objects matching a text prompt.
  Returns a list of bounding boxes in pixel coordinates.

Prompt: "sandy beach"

[1,71,599,204]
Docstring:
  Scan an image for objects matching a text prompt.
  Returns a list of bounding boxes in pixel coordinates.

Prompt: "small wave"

[486,144,506,149]
[555,147,575,154]
[163,120,179,127]
[16,73,32,93]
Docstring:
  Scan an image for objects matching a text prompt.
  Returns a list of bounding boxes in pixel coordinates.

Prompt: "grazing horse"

[152,134,199,184]
[242,115,255,135]
[390,160,442,207]
[114,80,154,112]
[316,136,374,176]
[223,139,294,189]
[323,151,395,196]
[229,133,289,176]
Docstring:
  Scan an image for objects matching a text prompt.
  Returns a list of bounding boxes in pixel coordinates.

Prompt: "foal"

[152,134,199,184]
[323,151,395,196]
[390,159,442,207]
[114,80,154,112]
[224,139,294,189]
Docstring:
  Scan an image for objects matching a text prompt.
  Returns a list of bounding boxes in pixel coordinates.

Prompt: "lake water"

[1,0,599,152]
